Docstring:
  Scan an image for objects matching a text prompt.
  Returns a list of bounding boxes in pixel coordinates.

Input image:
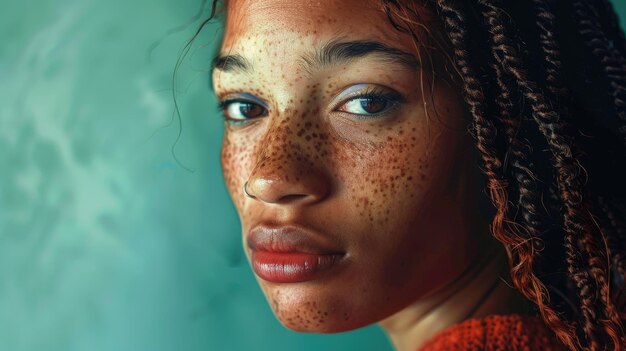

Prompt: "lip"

[247,225,345,283]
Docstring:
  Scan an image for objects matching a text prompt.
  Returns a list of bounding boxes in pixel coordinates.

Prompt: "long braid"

[475,2,583,349]
[530,1,572,281]
[534,0,626,345]
[584,194,626,347]
[533,0,567,99]
[493,37,579,349]
[480,1,624,349]
[575,0,626,147]
[530,0,572,294]
[573,1,626,345]
[433,0,583,349]
[391,0,626,348]
[597,196,626,315]
[433,0,508,247]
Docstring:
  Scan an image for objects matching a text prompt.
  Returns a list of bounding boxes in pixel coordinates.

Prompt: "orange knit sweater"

[418,314,568,351]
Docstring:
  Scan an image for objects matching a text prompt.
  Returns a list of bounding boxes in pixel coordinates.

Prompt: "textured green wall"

[0,1,624,351]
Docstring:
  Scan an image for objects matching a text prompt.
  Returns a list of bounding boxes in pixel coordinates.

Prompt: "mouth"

[247,224,345,283]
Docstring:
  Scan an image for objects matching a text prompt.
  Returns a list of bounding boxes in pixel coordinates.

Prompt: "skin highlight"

[212,0,531,349]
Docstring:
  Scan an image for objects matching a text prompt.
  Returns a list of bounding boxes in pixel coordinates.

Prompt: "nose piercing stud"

[244,181,255,198]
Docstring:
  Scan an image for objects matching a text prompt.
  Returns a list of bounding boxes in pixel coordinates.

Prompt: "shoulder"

[418,314,569,351]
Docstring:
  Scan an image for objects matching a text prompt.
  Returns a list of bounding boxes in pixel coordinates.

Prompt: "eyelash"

[216,99,268,126]
[339,87,403,119]
[217,87,404,125]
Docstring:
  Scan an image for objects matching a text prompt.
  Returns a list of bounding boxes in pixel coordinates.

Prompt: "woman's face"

[213,0,486,333]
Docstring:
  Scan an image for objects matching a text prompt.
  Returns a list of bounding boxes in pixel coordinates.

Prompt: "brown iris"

[360,97,387,114]
[238,102,265,118]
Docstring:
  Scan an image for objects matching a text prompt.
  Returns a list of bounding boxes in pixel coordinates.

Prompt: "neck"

[378,244,532,351]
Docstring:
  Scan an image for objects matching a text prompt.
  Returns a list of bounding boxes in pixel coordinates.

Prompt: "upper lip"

[247,224,344,255]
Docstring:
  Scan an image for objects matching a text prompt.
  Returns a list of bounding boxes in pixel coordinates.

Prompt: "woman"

[199,0,626,349]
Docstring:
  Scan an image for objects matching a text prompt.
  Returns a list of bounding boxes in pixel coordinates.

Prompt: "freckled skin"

[214,0,490,334]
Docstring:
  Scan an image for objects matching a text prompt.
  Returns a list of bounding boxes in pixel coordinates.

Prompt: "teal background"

[0,1,624,351]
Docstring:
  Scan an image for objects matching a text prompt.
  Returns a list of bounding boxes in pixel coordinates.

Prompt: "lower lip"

[251,251,343,283]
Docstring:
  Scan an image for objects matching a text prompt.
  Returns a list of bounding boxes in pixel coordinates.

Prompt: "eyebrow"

[212,53,252,73]
[302,39,419,72]
[211,39,419,74]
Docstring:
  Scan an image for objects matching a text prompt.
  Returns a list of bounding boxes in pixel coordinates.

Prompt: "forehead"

[220,0,426,51]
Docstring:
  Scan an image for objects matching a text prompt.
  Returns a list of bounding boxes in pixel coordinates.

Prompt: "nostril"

[277,193,312,204]
[245,175,329,205]
[246,164,331,205]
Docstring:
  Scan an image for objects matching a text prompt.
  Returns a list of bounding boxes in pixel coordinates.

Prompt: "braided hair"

[382,0,626,349]
[198,0,626,349]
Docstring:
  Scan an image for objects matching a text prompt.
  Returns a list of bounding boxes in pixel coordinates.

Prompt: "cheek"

[220,131,254,210]
[335,118,449,226]
[337,117,464,282]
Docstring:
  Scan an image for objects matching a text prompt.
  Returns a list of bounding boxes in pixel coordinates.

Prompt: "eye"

[339,96,391,115]
[334,86,403,117]
[219,99,267,123]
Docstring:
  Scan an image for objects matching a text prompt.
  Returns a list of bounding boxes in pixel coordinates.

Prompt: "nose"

[246,173,330,205]
[245,126,331,206]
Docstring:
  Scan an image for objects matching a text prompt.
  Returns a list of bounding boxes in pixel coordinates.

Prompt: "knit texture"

[418,314,568,351]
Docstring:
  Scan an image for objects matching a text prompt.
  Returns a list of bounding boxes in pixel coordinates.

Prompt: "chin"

[260,283,384,334]
[275,310,370,334]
